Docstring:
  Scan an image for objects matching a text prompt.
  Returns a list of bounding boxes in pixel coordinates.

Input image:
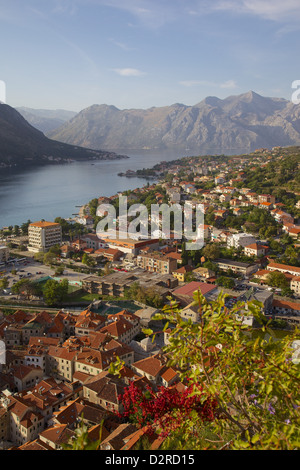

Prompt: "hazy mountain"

[16,107,77,133]
[0,103,127,168]
[47,91,300,152]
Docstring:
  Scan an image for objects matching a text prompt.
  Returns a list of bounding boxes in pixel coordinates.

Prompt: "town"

[0,145,300,450]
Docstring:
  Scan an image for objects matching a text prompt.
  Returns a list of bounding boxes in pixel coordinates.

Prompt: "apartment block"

[215,258,258,277]
[28,221,62,253]
[0,245,9,263]
[136,253,177,274]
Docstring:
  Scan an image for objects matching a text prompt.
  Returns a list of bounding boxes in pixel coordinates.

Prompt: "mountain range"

[0,103,126,168]
[16,107,77,133]
[47,91,300,153]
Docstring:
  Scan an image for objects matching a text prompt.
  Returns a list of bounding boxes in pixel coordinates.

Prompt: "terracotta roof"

[83,375,126,406]
[39,424,75,446]
[172,281,216,298]
[54,397,107,426]
[100,423,137,450]
[267,262,300,274]
[273,299,300,310]
[29,221,60,228]
[132,354,167,378]
[18,438,53,450]
[100,317,135,339]
[174,265,194,274]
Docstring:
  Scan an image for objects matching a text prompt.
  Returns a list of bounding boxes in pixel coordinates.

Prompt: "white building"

[28,221,62,253]
[227,233,256,250]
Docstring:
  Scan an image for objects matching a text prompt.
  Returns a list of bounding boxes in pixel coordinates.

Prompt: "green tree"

[0,277,9,290]
[43,251,56,266]
[54,265,64,276]
[43,279,69,306]
[11,279,42,300]
[144,292,300,450]
[216,276,235,289]
[202,243,220,261]
[266,271,289,290]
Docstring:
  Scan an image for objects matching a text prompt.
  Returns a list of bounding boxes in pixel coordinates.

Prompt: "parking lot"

[0,257,89,297]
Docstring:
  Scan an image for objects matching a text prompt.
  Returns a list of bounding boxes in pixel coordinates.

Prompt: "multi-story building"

[0,245,9,263]
[267,262,300,277]
[291,276,300,296]
[215,259,257,277]
[136,253,177,274]
[28,221,62,253]
[82,270,177,300]
[227,233,256,250]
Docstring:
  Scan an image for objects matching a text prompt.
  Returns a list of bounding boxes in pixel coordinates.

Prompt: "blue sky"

[1,0,300,111]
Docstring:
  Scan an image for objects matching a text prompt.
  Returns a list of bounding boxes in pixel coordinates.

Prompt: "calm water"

[0,149,189,228]
[0,147,248,228]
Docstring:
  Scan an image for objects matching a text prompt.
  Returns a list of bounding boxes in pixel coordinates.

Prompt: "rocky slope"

[47,91,300,152]
[0,103,127,169]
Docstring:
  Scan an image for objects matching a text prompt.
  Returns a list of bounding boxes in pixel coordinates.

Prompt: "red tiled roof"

[172,281,216,297]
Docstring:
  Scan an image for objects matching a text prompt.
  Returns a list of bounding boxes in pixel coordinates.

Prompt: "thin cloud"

[113,68,146,77]
[179,80,217,87]
[88,0,184,28]
[220,79,238,89]
[213,0,300,22]
[179,79,238,90]
[108,38,135,51]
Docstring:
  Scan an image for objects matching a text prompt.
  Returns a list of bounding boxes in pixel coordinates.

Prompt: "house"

[215,175,226,184]
[287,227,300,239]
[219,193,231,203]
[243,243,268,258]
[254,269,270,283]
[47,346,78,382]
[172,265,194,282]
[10,364,44,392]
[71,239,88,251]
[192,266,215,280]
[39,424,76,450]
[94,248,123,262]
[258,201,273,211]
[258,194,276,204]
[197,224,211,240]
[81,234,107,251]
[82,372,127,413]
[180,302,201,323]
[75,309,106,337]
[6,395,45,446]
[99,317,139,345]
[76,215,94,227]
[99,423,138,451]
[75,349,120,377]
[271,209,294,225]
[214,209,228,219]
[52,397,110,430]
[167,188,181,203]
[131,353,178,386]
